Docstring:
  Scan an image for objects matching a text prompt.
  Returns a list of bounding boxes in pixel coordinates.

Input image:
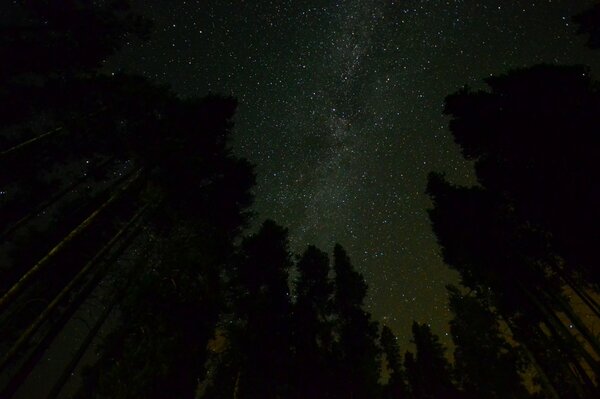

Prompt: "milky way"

[112,0,600,343]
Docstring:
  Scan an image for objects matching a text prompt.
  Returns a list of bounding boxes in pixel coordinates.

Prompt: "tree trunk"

[234,370,241,399]
[0,201,147,397]
[0,126,64,159]
[523,284,600,386]
[550,262,600,320]
[1,157,115,239]
[552,289,600,358]
[0,107,108,160]
[45,238,150,399]
[0,168,143,313]
[516,336,561,399]
[540,317,596,397]
[0,204,149,371]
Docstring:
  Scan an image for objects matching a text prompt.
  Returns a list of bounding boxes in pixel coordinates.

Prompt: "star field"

[110,0,600,343]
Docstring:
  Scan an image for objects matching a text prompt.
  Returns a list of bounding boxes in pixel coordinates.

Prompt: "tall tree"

[447,285,530,399]
[331,244,381,399]
[205,220,294,399]
[73,93,256,398]
[291,245,335,398]
[436,63,600,396]
[427,173,598,398]
[0,2,259,397]
[380,325,408,399]
[404,322,460,399]
[444,64,600,288]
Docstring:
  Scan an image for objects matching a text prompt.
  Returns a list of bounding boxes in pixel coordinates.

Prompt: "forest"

[0,1,599,398]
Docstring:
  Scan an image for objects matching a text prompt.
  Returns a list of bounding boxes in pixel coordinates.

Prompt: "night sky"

[108,0,600,344]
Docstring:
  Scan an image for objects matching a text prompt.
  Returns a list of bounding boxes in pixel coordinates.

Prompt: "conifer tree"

[291,245,334,398]
[331,244,380,399]
[380,325,408,398]
[430,63,600,397]
[204,220,293,399]
[404,322,459,399]
[447,285,530,399]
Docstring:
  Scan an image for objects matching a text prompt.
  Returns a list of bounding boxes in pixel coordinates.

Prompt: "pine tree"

[331,244,381,399]
[444,64,600,288]
[427,173,598,398]
[207,220,293,399]
[380,325,408,398]
[404,322,459,399]
[291,245,334,398]
[447,285,530,399]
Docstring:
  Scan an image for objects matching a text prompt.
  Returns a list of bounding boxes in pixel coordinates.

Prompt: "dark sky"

[109,0,600,344]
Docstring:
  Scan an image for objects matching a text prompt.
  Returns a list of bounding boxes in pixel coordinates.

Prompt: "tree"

[0,5,161,394]
[73,94,256,399]
[0,2,259,397]
[380,325,408,398]
[444,64,600,288]
[203,220,294,399]
[447,285,530,399]
[427,173,598,398]
[331,244,381,399]
[404,322,459,399]
[441,63,600,385]
[291,245,335,398]
[430,63,600,397]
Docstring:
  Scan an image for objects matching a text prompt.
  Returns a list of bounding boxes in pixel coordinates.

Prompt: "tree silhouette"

[331,244,381,399]
[70,92,256,398]
[0,4,160,394]
[447,285,530,399]
[404,322,459,399]
[380,325,408,399]
[291,245,335,398]
[198,241,385,399]
[0,2,264,397]
[444,64,600,289]
[202,220,293,399]
[428,63,600,397]
[427,172,598,398]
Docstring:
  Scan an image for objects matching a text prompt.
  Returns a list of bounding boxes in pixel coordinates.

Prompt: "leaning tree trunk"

[0,200,149,397]
[1,156,115,239]
[0,107,108,160]
[540,311,596,397]
[522,283,600,389]
[0,203,149,372]
[497,308,561,399]
[550,261,600,320]
[45,237,151,399]
[0,168,143,313]
[550,287,600,358]
[0,126,65,159]
[524,348,561,399]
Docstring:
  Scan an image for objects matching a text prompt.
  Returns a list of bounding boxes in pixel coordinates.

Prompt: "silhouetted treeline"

[2,1,600,398]
[427,58,600,399]
[0,2,254,398]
